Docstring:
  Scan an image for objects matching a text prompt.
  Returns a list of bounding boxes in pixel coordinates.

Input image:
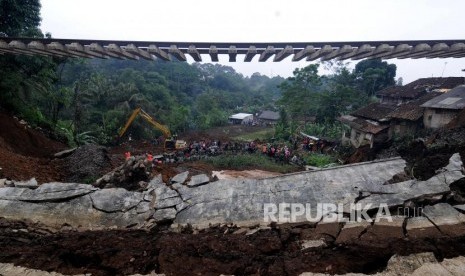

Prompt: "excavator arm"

[119,107,171,138]
[119,107,186,151]
[119,107,142,138]
[138,110,171,138]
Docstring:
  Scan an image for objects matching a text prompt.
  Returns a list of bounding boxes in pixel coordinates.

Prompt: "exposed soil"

[2,218,465,276]
[2,113,465,275]
[0,112,67,182]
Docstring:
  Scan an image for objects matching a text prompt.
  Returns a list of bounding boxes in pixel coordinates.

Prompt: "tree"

[354,59,397,96]
[0,0,61,128]
[277,64,322,122]
[0,0,42,37]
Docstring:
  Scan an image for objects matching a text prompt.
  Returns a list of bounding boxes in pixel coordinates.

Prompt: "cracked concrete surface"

[0,154,463,234]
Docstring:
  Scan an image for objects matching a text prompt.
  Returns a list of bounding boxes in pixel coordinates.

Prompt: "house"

[339,103,395,148]
[387,92,442,137]
[257,110,280,125]
[421,85,465,129]
[377,77,465,105]
[339,77,465,148]
[228,113,254,125]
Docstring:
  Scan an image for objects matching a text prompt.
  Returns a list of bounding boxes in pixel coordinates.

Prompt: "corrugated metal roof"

[229,113,253,120]
[258,110,280,121]
[420,85,465,110]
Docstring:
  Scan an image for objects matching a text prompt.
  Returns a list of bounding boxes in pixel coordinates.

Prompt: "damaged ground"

[2,112,465,275]
[4,217,465,276]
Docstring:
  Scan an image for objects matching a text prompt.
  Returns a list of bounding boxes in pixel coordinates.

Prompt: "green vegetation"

[232,128,275,141]
[205,154,297,174]
[0,1,399,156]
[304,154,337,168]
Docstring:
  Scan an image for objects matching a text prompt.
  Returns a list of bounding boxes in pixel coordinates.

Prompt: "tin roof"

[420,85,465,110]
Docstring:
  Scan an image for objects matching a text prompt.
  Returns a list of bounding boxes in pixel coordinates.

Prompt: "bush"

[205,153,297,173]
[304,153,336,168]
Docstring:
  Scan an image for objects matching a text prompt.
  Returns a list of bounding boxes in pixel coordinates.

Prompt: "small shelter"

[228,113,254,125]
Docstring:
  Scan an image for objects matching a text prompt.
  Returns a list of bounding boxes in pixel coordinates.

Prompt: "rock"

[171,171,189,184]
[90,188,144,212]
[5,180,14,187]
[136,201,152,214]
[361,216,405,243]
[53,147,77,158]
[301,239,326,250]
[453,204,465,212]
[232,228,248,235]
[385,252,438,275]
[187,174,210,187]
[0,178,6,188]
[14,177,38,188]
[406,216,442,239]
[153,208,177,222]
[147,174,164,190]
[153,181,183,209]
[335,220,371,244]
[422,203,465,236]
[0,183,97,202]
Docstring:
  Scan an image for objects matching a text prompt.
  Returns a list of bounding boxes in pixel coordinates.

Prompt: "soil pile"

[63,144,112,183]
[398,127,465,180]
[0,112,66,182]
[0,113,65,158]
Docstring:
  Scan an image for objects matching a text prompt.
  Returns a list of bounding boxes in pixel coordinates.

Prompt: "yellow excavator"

[118,107,187,151]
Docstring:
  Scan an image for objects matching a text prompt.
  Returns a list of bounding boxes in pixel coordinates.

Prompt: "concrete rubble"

[0,154,462,241]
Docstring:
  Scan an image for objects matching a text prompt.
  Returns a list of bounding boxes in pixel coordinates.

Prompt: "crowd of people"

[125,134,335,167]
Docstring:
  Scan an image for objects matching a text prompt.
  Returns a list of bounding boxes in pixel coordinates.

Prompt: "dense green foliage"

[205,154,296,173]
[0,1,399,148]
[275,60,397,140]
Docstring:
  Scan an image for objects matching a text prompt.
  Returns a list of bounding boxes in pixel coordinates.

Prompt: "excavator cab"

[119,107,187,151]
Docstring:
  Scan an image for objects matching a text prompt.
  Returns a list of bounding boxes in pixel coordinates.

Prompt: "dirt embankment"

[398,127,465,180]
[0,113,67,182]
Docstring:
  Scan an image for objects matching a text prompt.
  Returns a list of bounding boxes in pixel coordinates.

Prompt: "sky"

[39,0,465,84]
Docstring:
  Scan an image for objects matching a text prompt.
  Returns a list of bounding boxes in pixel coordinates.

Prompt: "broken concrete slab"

[453,204,465,213]
[0,194,150,229]
[335,220,371,244]
[171,171,189,184]
[361,216,405,244]
[406,216,442,239]
[153,208,177,222]
[0,183,97,202]
[152,181,183,209]
[423,203,465,236]
[355,154,464,211]
[147,174,163,190]
[301,239,326,250]
[385,252,438,275]
[90,188,144,212]
[175,158,406,228]
[187,174,210,187]
[14,178,38,188]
